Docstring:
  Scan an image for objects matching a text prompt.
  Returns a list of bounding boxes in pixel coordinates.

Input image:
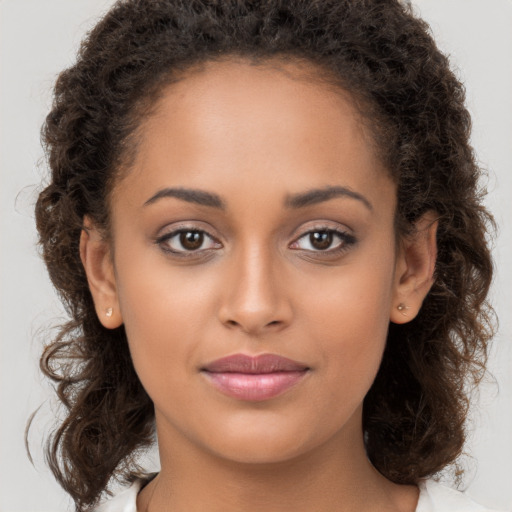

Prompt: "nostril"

[223,318,282,331]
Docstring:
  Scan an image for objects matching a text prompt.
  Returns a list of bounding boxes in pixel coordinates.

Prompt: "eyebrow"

[143,187,226,209]
[143,185,373,212]
[285,186,373,211]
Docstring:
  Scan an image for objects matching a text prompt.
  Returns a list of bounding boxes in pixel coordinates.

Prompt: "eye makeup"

[153,221,357,262]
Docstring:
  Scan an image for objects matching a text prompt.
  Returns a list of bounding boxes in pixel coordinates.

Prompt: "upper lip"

[201,354,309,374]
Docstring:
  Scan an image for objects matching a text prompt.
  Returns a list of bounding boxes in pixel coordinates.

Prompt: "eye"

[156,229,221,254]
[290,229,355,253]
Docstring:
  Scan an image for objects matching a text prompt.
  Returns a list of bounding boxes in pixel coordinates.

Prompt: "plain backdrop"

[1,1,511,511]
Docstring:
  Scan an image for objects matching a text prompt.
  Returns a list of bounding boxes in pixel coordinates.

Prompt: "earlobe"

[390,212,438,324]
[79,216,123,329]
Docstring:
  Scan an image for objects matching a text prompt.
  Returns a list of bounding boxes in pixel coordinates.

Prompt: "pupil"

[310,231,332,250]
[180,231,203,250]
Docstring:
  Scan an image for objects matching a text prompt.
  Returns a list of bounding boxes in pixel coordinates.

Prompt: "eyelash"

[154,226,356,258]
[290,228,356,256]
[155,229,221,257]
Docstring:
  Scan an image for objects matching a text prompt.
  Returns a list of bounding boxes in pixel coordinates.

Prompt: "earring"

[105,307,113,317]
[397,303,409,315]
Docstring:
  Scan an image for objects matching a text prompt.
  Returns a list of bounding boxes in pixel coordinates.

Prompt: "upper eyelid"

[290,222,353,240]
[155,222,220,239]
[296,226,349,236]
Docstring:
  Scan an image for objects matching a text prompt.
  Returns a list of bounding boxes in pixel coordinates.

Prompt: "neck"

[137,408,418,512]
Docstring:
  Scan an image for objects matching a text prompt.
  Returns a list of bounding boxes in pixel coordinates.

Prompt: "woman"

[32,0,501,510]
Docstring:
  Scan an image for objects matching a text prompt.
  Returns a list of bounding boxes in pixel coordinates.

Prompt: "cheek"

[113,248,221,391]
[300,256,395,402]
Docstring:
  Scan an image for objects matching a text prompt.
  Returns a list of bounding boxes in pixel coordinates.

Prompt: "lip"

[201,354,310,401]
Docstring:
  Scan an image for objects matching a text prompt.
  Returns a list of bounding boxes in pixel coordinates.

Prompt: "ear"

[390,211,438,324]
[79,216,123,329]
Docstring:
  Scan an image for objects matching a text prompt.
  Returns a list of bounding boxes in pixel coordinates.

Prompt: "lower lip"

[202,370,309,401]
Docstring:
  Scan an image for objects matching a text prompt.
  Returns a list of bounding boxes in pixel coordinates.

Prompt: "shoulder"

[92,479,142,512]
[416,479,505,512]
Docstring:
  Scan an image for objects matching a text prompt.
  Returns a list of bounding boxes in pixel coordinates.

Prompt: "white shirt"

[94,478,504,511]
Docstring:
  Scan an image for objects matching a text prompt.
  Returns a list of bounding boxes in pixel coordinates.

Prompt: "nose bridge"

[219,239,290,333]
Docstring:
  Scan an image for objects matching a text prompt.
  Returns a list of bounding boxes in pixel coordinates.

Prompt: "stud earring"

[105,307,113,317]
[397,303,409,315]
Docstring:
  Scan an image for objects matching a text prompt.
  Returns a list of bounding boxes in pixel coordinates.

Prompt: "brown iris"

[310,231,333,250]
[180,231,204,250]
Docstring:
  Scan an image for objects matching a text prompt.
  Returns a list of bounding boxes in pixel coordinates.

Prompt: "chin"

[198,414,337,466]
[210,440,311,466]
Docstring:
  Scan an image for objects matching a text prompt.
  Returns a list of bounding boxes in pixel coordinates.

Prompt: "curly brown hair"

[32,0,495,510]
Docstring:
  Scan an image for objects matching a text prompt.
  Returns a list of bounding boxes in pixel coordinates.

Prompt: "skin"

[80,58,437,511]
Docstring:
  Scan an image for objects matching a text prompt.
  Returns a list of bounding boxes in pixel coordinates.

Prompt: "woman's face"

[103,59,406,464]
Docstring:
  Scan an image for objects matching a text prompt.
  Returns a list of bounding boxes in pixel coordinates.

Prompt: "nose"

[218,244,293,335]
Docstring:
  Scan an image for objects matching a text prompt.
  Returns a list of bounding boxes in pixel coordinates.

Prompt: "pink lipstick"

[201,353,310,401]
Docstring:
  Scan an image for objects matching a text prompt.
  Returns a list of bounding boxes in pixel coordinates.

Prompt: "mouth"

[200,353,310,401]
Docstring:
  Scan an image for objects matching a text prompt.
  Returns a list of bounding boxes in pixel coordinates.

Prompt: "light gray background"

[1,1,511,510]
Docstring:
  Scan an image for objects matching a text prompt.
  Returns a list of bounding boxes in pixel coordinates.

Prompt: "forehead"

[137,57,372,159]
[113,57,391,211]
